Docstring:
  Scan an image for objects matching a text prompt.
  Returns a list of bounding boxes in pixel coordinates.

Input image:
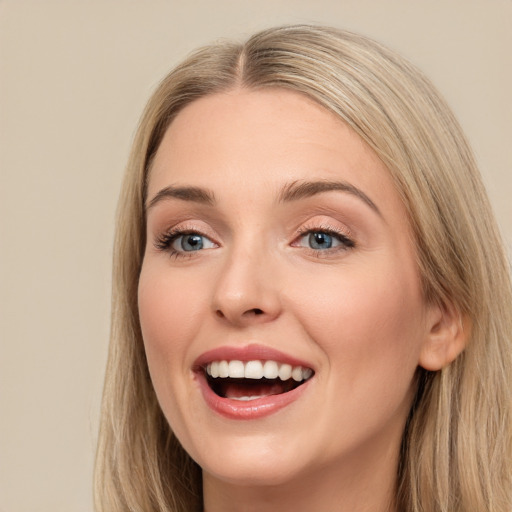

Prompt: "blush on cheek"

[139,267,203,346]
[296,264,424,378]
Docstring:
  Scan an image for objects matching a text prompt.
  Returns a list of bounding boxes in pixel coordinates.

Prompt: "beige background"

[0,1,510,511]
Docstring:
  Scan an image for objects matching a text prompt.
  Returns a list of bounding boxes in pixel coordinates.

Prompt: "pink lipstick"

[193,344,314,420]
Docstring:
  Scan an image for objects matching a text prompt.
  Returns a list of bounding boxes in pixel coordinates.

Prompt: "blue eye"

[297,230,354,251]
[172,233,216,252]
[308,232,334,250]
[154,228,219,257]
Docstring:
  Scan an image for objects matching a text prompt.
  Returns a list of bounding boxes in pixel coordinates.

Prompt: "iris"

[179,234,204,251]
[308,232,333,250]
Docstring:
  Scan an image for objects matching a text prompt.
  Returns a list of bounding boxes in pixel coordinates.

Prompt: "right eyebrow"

[146,185,216,211]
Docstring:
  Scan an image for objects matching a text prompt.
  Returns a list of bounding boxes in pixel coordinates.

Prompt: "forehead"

[148,88,404,219]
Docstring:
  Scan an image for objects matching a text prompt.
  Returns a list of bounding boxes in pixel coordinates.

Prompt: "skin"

[138,88,462,512]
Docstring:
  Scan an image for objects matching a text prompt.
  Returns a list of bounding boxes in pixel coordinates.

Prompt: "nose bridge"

[212,233,281,325]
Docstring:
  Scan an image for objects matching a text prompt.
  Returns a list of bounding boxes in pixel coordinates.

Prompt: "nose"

[211,246,282,327]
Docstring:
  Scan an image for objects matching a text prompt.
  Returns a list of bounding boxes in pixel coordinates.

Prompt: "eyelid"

[295,219,354,241]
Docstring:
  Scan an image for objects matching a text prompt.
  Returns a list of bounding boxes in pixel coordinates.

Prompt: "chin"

[203,457,305,488]
[189,431,310,487]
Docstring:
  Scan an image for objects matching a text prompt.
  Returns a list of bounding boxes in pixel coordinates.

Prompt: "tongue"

[218,379,295,399]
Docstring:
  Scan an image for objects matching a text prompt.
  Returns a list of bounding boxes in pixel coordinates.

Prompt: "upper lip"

[193,343,314,371]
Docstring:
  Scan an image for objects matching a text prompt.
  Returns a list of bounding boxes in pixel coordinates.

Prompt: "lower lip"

[195,373,311,420]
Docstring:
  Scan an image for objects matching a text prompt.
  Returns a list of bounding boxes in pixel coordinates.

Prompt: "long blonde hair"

[94,25,512,511]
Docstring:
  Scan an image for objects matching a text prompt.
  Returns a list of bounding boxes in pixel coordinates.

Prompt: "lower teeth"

[230,396,266,401]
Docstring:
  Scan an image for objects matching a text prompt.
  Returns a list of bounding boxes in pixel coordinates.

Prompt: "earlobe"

[419,301,469,371]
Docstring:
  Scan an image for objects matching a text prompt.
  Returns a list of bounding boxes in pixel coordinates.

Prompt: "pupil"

[310,232,332,249]
[183,234,203,251]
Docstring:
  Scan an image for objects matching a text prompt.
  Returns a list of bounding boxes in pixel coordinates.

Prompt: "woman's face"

[139,88,435,488]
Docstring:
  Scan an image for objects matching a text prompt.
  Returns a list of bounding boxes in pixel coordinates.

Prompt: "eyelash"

[154,224,355,259]
[294,225,355,254]
[154,227,212,259]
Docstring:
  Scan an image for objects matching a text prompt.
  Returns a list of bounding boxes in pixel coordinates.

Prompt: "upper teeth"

[205,360,313,382]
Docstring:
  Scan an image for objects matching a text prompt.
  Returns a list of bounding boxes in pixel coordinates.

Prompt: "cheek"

[292,258,425,390]
[137,262,206,376]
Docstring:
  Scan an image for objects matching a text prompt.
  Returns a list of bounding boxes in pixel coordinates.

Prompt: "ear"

[419,300,469,371]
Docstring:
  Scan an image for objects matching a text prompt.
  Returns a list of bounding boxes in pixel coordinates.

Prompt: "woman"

[94,25,512,511]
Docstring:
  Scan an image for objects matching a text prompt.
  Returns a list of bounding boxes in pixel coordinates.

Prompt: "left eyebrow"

[278,179,382,217]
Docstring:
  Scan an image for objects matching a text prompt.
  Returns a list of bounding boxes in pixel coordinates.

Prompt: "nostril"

[214,307,267,321]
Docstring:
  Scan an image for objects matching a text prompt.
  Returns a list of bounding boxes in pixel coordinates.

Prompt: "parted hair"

[94,25,512,512]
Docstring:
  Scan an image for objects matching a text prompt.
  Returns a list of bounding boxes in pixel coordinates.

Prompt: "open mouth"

[204,360,314,401]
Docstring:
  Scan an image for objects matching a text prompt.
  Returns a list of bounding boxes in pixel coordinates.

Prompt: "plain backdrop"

[0,1,511,511]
